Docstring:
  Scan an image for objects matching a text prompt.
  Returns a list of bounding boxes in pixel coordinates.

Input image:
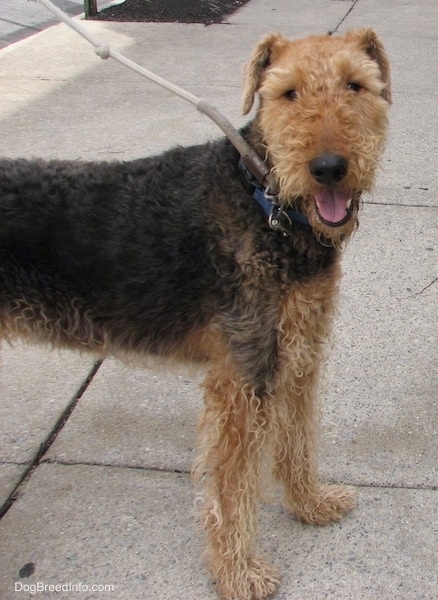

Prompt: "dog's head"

[242,29,391,244]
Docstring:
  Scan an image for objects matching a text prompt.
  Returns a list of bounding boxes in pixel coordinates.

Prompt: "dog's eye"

[347,82,362,93]
[284,89,298,101]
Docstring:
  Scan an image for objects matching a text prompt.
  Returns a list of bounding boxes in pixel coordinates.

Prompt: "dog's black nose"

[309,153,348,185]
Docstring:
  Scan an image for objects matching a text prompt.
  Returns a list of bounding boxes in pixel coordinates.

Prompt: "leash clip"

[263,186,292,237]
[267,204,292,237]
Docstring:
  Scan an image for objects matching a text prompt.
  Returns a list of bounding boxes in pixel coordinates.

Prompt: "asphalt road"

[0,0,107,48]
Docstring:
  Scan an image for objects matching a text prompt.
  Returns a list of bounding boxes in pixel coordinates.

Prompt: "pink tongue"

[314,189,351,224]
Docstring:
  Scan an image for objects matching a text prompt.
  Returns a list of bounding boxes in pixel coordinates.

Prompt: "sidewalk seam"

[42,458,190,475]
[330,0,360,34]
[0,359,102,520]
[27,460,438,492]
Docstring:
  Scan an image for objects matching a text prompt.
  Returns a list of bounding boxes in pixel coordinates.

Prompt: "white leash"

[37,0,276,192]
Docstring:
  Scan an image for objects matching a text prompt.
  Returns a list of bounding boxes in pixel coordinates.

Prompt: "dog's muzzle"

[308,153,354,227]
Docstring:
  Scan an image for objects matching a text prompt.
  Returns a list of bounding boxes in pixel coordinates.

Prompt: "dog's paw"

[215,555,280,600]
[292,483,356,525]
[246,556,280,600]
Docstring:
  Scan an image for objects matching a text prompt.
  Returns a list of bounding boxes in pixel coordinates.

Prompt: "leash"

[37,0,278,197]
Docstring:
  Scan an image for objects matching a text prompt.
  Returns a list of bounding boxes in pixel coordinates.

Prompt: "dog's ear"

[242,33,288,115]
[346,28,392,104]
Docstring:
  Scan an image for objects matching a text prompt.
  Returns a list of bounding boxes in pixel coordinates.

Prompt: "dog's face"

[242,28,391,243]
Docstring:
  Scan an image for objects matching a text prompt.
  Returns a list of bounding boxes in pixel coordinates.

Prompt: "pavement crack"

[42,458,192,476]
[398,276,438,300]
[364,200,436,209]
[353,481,437,491]
[0,360,102,520]
[329,0,360,35]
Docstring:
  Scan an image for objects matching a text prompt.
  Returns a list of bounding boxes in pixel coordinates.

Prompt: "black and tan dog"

[0,29,390,600]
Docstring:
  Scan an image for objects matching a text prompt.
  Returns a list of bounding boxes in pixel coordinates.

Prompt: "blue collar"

[239,159,310,236]
[253,186,310,235]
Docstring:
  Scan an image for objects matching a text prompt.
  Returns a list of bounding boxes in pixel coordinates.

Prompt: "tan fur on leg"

[272,262,356,524]
[194,362,280,600]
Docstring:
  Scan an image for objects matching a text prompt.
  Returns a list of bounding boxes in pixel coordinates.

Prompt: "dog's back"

[0,152,217,355]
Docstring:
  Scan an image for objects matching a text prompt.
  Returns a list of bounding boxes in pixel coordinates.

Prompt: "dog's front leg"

[273,280,356,526]
[195,364,280,600]
[272,367,356,526]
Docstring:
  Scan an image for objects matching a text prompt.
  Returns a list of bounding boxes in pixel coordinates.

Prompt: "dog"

[0,28,390,600]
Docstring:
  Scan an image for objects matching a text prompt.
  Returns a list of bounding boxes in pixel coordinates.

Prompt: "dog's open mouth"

[314,189,353,227]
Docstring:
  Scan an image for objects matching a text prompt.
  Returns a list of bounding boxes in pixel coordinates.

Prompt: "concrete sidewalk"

[0,0,437,598]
